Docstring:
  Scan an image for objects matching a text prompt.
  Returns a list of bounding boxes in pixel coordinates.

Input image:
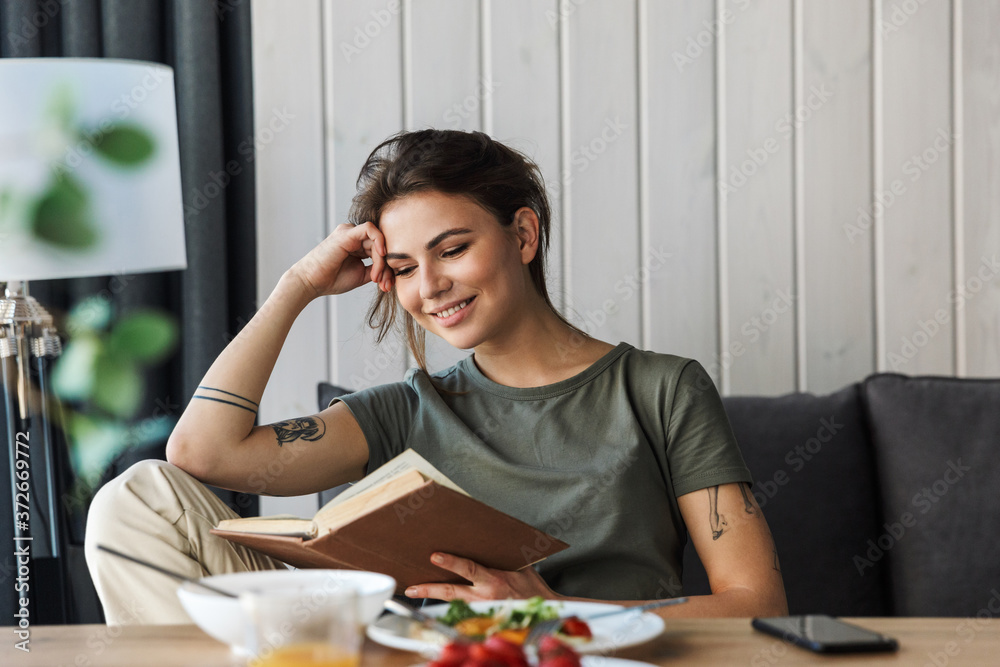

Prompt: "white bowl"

[177,569,395,653]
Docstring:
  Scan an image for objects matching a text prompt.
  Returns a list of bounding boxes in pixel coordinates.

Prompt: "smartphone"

[752,615,899,654]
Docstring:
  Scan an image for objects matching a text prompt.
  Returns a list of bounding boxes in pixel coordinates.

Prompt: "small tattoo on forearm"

[271,416,327,445]
[193,386,259,414]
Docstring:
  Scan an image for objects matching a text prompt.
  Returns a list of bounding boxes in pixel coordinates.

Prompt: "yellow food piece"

[454,616,499,637]
[494,628,530,645]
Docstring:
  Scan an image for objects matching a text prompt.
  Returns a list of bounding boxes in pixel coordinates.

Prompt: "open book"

[211,450,569,592]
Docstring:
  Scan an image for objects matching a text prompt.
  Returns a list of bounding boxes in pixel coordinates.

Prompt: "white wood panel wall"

[252,0,1000,446]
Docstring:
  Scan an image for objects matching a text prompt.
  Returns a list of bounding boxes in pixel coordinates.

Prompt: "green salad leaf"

[498,596,561,630]
[440,599,493,626]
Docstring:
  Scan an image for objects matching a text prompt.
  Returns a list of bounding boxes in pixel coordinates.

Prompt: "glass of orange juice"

[241,584,361,667]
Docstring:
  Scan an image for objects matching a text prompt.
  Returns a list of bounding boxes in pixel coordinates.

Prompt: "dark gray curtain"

[1,0,258,407]
[0,0,259,621]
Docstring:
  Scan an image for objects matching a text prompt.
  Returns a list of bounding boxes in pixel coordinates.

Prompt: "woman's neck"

[471,305,616,388]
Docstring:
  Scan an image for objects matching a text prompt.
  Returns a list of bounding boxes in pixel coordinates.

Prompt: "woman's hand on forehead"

[288,221,393,297]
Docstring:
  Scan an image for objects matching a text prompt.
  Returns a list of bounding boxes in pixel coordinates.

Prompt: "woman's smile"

[380,190,530,350]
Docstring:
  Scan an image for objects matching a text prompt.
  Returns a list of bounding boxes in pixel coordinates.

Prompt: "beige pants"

[84,459,287,625]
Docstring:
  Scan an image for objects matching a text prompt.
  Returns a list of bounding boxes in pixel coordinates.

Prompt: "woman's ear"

[511,207,540,265]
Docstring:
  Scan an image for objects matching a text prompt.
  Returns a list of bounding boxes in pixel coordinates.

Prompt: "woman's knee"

[85,460,191,538]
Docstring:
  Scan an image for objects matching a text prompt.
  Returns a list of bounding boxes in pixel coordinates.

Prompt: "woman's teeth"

[435,299,471,318]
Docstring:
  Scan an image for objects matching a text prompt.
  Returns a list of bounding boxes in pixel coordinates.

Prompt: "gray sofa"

[682,373,1000,617]
[321,374,1000,617]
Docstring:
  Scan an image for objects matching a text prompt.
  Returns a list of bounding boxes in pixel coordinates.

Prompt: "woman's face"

[379,190,535,351]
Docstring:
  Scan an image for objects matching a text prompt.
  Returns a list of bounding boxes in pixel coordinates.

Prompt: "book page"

[322,449,468,511]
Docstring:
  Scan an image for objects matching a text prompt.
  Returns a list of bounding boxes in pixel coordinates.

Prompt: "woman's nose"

[419,264,451,300]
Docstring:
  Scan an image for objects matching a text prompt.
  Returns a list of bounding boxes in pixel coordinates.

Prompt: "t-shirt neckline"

[459,341,633,400]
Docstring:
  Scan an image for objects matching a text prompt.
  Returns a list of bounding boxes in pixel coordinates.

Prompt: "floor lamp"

[0,58,187,623]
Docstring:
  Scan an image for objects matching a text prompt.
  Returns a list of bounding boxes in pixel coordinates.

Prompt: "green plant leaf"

[30,174,99,249]
[52,335,102,401]
[65,412,127,483]
[107,311,178,364]
[91,124,156,166]
[46,82,76,132]
[92,353,143,418]
[66,295,113,334]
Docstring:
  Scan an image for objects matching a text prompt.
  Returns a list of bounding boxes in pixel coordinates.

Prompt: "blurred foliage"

[53,295,179,491]
[2,83,157,250]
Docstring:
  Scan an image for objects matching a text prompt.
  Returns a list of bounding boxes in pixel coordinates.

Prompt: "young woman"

[85,130,787,624]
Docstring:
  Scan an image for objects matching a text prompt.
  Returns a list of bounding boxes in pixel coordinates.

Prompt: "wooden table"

[5,618,999,665]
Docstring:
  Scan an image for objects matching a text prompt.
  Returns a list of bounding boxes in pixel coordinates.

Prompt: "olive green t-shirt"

[334,342,751,600]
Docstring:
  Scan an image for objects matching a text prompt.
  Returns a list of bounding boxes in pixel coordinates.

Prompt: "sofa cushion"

[862,373,1000,616]
[682,384,890,616]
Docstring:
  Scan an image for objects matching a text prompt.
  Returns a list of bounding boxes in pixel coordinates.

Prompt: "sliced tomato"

[558,616,592,639]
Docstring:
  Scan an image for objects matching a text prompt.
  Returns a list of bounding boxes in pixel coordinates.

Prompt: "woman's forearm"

[559,586,788,619]
[165,270,315,472]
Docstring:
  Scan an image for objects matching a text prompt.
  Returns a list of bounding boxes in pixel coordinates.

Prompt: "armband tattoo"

[192,386,259,414]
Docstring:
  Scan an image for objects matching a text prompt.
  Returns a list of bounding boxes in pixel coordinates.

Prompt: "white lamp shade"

[0,58,186,281]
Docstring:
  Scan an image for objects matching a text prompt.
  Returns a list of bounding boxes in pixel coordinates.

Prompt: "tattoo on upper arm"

[270,416,327,446]
[738,482,761,518]
[191,386,259,415]
[708,482,762,540]
[708,485,729,540]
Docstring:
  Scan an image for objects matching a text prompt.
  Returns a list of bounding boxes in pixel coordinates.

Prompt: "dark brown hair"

[349,129,576,372]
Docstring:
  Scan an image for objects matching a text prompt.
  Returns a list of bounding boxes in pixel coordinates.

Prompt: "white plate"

[367,599,665,655]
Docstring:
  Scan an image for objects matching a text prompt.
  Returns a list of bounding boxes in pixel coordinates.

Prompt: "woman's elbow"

[165,432,208,479]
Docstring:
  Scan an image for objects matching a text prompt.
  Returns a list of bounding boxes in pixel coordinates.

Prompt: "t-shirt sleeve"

[332,381,418,474]
[665,359,753,497]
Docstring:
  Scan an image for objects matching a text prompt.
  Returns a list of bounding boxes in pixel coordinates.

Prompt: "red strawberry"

[436,642,470,665]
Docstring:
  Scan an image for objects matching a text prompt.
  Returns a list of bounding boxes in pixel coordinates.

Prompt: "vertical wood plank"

[563,0,641,346]
[487,0,563,317]
[722,0,796,395]
[407,0,481,373]
[326,0,407,391]
[252,0,327,517]
[960,0,1000,376]
[879,0,954,375]
[644,0,721,378]
[801,0,875,392]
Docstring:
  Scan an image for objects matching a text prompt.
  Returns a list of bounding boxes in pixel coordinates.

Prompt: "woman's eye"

[392,267,414,277]
[442,244,469,258]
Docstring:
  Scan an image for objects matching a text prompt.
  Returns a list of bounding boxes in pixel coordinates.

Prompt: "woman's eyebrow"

[384,227,474,260]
